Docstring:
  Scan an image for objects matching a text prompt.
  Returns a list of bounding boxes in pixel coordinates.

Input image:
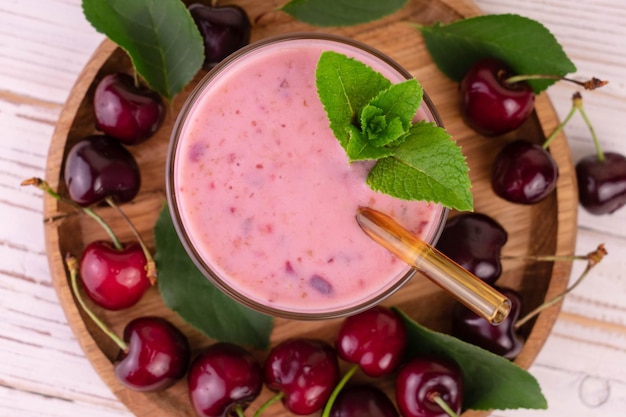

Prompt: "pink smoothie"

[170,35,445,317]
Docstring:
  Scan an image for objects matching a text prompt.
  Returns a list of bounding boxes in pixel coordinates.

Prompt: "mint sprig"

[316,51,473,211]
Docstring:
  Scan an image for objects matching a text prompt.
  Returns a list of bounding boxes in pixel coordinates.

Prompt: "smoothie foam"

[170,35,445,317]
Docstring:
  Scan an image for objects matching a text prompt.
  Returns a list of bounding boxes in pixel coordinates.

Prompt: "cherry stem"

[574,93,604,163]
[252,391,285,417]
[429,393,459,417]
[65,253,128,352]
[21,178,123,250]
[233,404,245,417]
[514,244,607,330]
[542,99,577,150]
[504,74,608,91]
[321,364,358,417]
[105,197,157,283]
[544,92,604,161]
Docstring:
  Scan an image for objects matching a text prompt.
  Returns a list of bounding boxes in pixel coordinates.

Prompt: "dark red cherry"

[330,384,399,417]
[64,135,140,206]
[576,151,626,214]
[188,342,262,417]
[460,58,535,136]
[188,3,251,69]
[114,316,190,392]
[93,73,164,144]
[79,241,151,310]
[336,306,407,377]
[435,213,508,285]
[396,356,463,417]
[492,139,559,204]
[264,338,340,415]
[451,287,524,360]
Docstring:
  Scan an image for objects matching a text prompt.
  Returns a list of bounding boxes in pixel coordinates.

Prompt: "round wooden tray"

[43,0,578,416]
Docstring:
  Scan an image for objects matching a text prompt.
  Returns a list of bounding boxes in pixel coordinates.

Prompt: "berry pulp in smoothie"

[170,36,445,317]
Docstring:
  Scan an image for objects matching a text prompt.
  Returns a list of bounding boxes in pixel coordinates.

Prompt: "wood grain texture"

[2,1,626,417]
[41,0,577,416]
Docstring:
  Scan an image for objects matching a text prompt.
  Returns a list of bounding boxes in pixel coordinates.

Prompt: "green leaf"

[418,14,576,93]
[316,51,391,149]
[361,79,422,147]
[82,0,204,100]
[154,206,273,349]
[346,126,396,161]
[281,0,408,27]
[395,308,548,411]
[367,122,473,211]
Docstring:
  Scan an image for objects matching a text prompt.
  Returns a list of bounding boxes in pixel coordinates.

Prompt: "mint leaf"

[361,79,422,147]
[395,308,547,411]
[346,126,396,161]
[82,0,204,100]
[281,0,408,27]
[418,14,576,93]
[316,51,391,149]
[368,122,473,211]
[154,206,273,349]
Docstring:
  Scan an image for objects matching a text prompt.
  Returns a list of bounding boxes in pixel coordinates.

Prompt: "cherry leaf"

[395,308,547,411]
[82,0,204,101]
[418,14,576,93]
[154,206,273,350]
[281,0,408,27]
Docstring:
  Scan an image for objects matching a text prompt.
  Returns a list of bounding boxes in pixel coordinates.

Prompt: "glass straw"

[356,207,511,325]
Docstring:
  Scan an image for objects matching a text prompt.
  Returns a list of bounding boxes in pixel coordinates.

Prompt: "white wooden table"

[1,0,625,416]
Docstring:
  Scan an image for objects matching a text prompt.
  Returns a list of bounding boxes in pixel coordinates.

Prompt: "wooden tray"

[43,0,578,416]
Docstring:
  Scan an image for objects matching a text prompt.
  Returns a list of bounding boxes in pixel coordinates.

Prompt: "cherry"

[335,306,407,377]
[115,316,191,392]
[577,152,626,214]
[451,287,523,360]
[263,338,340,415]
[64,135,141,206]
[459,58,534,136]
[63,255,188,392]
[491,139,558,204]
[79,241,151,310]
[557,93,626,215]
[396,356,463,417]
[435,213,508,285]
[188,342,262,417]
[188,2,251,69]
[93,73,164,144]
[329,384,399,417]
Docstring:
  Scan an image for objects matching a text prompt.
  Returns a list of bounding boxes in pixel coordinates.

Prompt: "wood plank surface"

[1,1,625,417]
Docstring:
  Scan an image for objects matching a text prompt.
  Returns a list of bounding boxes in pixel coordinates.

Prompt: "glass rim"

[166,32,449,320]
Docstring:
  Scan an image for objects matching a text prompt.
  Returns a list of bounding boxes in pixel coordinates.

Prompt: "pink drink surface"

[173,37,444,315]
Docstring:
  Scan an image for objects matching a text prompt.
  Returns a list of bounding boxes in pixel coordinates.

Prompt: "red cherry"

[460,58,535,136]
[330,384,399,417]
[114,316,190,392]
[451,287,524,360]
[64,135,141,206]
[188,343,262,417]
[94,73,164,144]
[396,356,464,417]
[79,241,151,310]
[435,212,508,285]
[576,151,626,214]
[491,139,559,204]
[188,3,251,69]
[336,306,407,377]
[264,338,340,415]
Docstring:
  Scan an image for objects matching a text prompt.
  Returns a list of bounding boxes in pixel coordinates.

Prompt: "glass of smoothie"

[166,33,448,320]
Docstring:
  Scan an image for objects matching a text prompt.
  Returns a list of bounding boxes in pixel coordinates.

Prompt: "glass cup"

[166,33,448,320]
